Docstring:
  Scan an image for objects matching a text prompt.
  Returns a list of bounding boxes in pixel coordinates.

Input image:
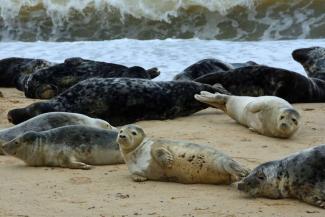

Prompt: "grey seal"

[2,125,124,169]
[237,144,325,208]
[117,124,250,184]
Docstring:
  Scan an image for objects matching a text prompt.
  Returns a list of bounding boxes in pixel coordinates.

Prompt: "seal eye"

[292,118,297,125]
[119,130,123,134]
[280,116,285,120]
[132,131,137,136]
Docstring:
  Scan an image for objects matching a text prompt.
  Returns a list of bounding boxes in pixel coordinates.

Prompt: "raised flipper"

[194,91,229,111]
[151,147,174,168]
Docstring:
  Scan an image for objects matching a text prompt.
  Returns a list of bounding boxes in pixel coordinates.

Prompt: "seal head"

[275,108,300,138]
[117,124,145,154]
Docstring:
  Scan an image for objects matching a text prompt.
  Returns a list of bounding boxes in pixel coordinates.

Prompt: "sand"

[0,88,324,217]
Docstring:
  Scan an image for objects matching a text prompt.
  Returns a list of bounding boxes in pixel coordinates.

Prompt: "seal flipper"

[300,188,325,209]
[132,174,148,182]
[59,152,92,170]
[146,67,160,79]
[194,91,228,111]
[152,147,174,168]
[222,158,250,180]
[246,101,266,113]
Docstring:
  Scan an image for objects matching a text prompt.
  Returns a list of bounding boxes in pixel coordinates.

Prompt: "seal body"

[0,112,114,154]
[292,47,325,80]
[194,65,325,103]
[173,58,257,80]
[117,124,250,184]
[24,57,160,99]
[195,92,300,138]
[0,57,54,90]
[8,78,229,125]
[237,144,325,208]
[2,126,124,169]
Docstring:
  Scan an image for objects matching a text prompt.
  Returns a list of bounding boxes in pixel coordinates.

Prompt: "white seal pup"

[117,124,250,184]
[195,92,300,138]
[1,112,115,155]
[2,126,124,169]
[237,144,325,208]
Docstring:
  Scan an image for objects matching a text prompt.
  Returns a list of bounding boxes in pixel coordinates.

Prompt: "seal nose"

[119,134,126,139]
[280,123,288,130]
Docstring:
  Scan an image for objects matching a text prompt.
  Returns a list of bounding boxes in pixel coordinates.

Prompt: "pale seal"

[194,65,325,103]
[292,47,325,80]
[0,57,55,90]
[8,78,229,125]
[2,125,124,169]
[195,92,300,138]
[1,112,114,155]
[24,57,160,99]
[117,124,250,184]
[237,144,325,208]
[173,58,257,80]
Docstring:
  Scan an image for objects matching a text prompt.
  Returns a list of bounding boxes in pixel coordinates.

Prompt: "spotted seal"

[2,125,124,169]
[0,57,55,90]
[237,144,325,208]
[8,78,229,125]
[1,112,115,155]
[117,124,250,183]
[292,47,325,80]
[173,58,257,80]
[195,92,300,138]
[194,65,325,103]
[24,57,160,99]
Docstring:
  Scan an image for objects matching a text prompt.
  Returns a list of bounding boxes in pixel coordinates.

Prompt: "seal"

[24,57,160,99]
[237,144,325,208]
[194,65,325,103]
[195,91,300,138]
[292,47,325,80]
[2,125,124,169]
[173,58,257,80]
[8,78,229,125]
[117,124,250,184]
[0,57,55,90]
[1,112,115,155]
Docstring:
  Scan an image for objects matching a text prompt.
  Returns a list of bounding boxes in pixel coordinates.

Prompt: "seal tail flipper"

[146,67,160,79]
[194,91,229,111]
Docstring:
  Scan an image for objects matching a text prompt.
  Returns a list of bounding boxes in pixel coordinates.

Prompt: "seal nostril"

[280,123,288,129]
[119,135,126,139]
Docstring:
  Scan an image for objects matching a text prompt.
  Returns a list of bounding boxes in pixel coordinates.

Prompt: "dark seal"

[0,57,54,90]
[173,58,257,80]
[292,47,325,80]
[194,65,325,103]
[24,57,160,99]
[237,144,325,209]
[8,78,229,125]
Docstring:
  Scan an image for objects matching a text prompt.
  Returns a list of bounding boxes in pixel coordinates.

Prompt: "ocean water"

[1,39,325,80]
[0,0,324,41]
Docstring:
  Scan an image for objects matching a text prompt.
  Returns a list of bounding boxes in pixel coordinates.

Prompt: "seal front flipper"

[301,188,325,208]
[132,174,148,182]
[146,67,160,79]
[246,101,266,113]
[59,153,92,170]
[222,158,250,180]
[152,147,174,168]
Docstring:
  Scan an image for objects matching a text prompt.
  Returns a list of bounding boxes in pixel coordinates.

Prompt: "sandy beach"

[0,88,324,217]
